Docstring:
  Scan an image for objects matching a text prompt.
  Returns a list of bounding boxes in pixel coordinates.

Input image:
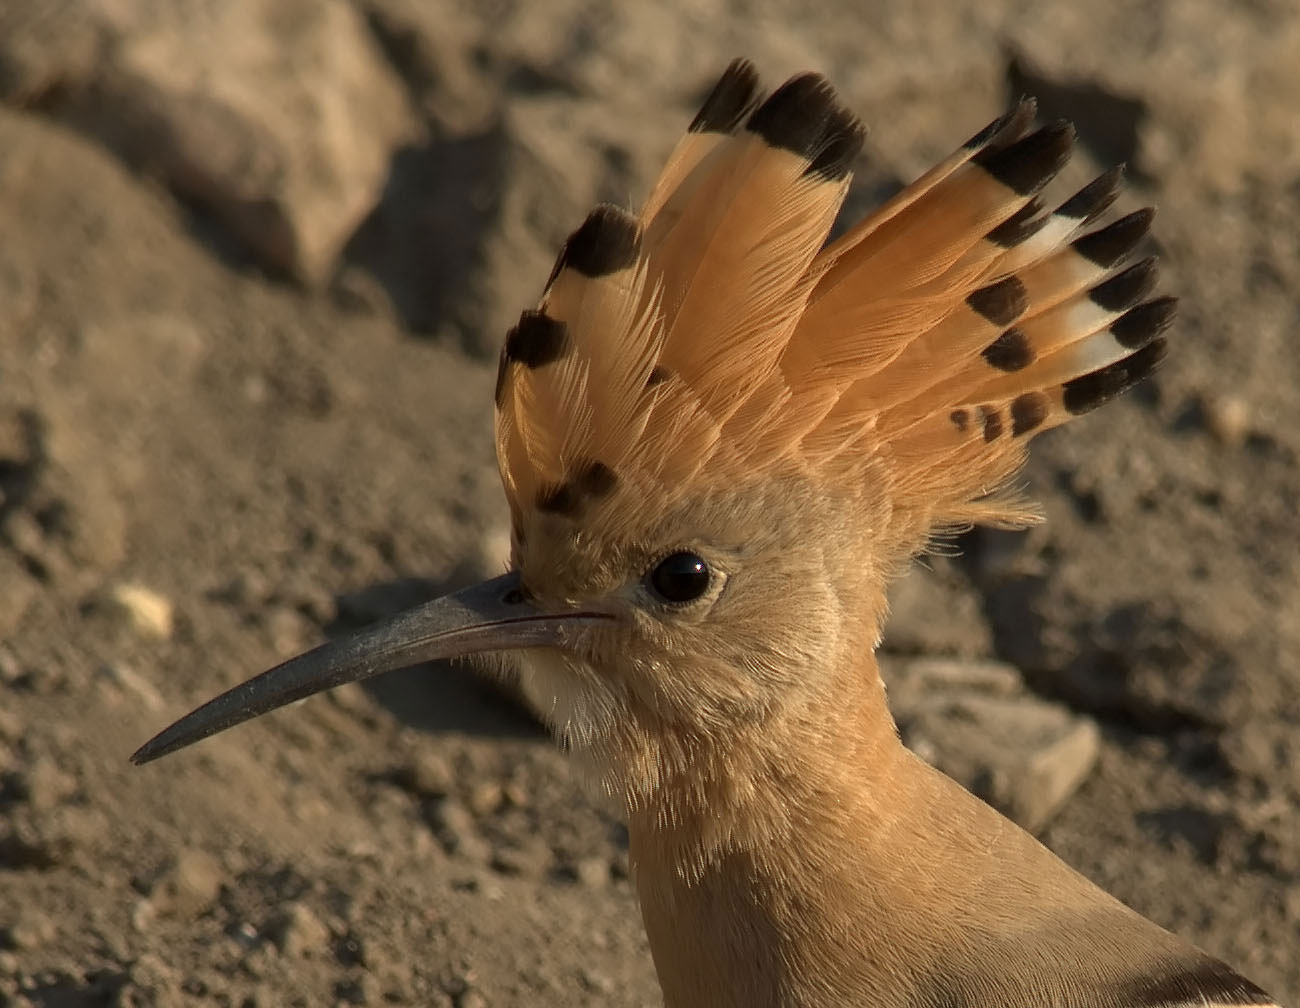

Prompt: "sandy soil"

[1,1,1297,1005]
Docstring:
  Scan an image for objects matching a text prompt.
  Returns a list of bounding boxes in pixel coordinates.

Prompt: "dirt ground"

[1,1,1297,1005]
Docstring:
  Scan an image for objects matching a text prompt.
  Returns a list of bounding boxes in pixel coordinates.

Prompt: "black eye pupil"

[649,551,711,603]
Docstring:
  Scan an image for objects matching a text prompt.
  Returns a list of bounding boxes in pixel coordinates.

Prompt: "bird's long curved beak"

[131,571,606,765]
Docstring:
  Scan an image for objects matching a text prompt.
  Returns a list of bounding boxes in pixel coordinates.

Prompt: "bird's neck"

[623,655,1034,1008]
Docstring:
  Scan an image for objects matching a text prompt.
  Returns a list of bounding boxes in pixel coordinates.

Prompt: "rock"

[572,856,610,890]
[580,966,615,995]
[887,658,1101,833]
[264,902,331,957]
[458,989,488,1008]
[398,750,454,798]
[103,583,174,640]
[50,0,416,285]
[130,898,155,933]
[1202,394,1252,448]
[150,848,223,919]
[465,781,502,817]
[265,605,312,657]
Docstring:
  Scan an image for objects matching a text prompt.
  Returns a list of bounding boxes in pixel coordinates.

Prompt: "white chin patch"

[515,649,619,754]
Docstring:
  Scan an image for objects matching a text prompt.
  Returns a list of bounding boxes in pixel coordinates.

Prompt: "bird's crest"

[494,59,1172,548]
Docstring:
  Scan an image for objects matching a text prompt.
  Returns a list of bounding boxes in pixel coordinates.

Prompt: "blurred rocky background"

[1,0,1297,1004]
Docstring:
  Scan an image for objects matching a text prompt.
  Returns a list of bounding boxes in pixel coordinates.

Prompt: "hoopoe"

[134,61,1280,1008]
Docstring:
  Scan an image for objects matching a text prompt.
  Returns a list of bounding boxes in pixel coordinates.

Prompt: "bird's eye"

[647,551,712,604]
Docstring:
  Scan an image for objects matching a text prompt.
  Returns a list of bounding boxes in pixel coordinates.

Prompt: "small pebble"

[579,966,614,994]
[1203,393,1251,447]
[152,848,223,918]
[402,750,454,797]
[106,583,174,639]
[573,856,610,889]
[264,902,331,956]
[466,781,502,817]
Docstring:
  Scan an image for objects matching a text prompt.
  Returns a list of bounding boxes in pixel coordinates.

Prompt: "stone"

[150,848,223,919]
[400,750,454,798]
[466,781,502,817]
[1202,394,1252,448]
[104,583,174,640]
[887,657,1101,833]
[47,0,416,285]
[264,902,331,957]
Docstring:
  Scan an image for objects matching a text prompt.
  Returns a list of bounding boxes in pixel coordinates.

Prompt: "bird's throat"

[624,669,925,1007]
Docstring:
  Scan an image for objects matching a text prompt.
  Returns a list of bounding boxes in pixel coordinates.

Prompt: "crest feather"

[493,61,1173,546]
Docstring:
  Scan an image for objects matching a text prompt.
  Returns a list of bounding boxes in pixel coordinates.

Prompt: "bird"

[133,59,1281,1008]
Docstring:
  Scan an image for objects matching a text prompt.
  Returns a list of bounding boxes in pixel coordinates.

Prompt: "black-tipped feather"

[1088,258,1159,312]
[808,120,867,180]
[986,198,1050,248]
[745,73,866,181]
[690,59,763,134]
[1110,296,1178,349]
[971,121,1074,196]
[1072,208,1154,268]
[1062,337,1168,415]
[963,98,1037,150]
[1058,165,1125,223]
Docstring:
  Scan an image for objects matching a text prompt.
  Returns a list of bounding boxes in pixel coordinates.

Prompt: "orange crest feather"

[494,59,1173,542]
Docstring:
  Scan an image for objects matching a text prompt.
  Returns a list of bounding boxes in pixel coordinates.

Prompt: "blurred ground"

[1,1,1297,1005]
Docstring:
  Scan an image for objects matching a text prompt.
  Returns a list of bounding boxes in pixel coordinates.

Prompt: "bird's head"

[134,61,1171,823]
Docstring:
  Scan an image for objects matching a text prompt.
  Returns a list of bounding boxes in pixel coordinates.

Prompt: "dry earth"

[1,1,1297,1005]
